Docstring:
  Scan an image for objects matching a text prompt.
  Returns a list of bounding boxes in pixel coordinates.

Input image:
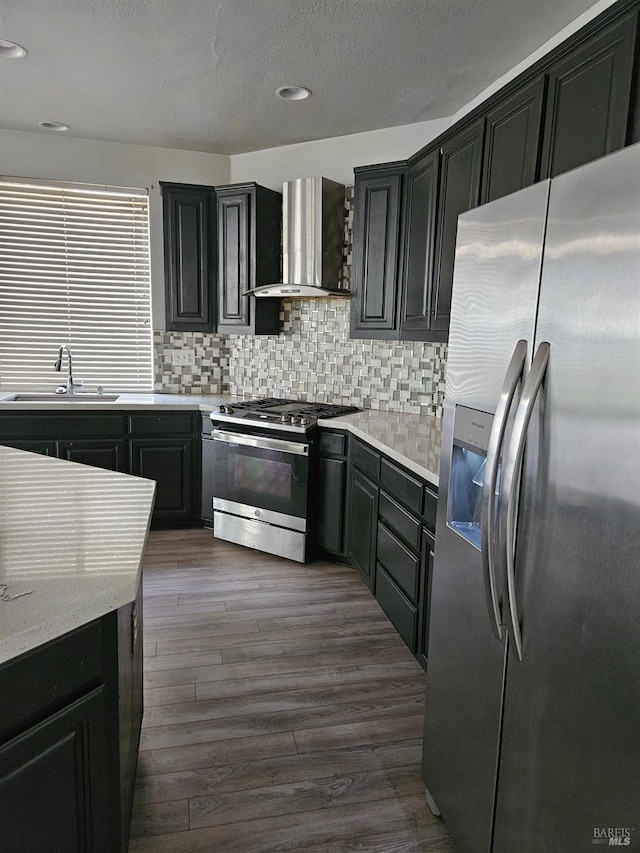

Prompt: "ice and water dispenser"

[447,406,494,550]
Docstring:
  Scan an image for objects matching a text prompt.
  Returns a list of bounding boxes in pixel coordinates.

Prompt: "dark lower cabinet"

[0,687,112,853]
[347,466,379,589]
[416,528,435,670]
[540,10,638,179]
[0,584,143,853]
[201,433,215,528]
[346,435,437,670]
[57,438,127,472]
[317,430,349,560]
[130,437,195,528]
[0,412,200,529]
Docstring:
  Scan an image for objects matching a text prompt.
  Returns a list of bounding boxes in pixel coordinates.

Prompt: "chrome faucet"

[54,344,82,395]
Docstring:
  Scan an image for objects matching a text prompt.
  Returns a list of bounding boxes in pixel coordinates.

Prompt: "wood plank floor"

[130,528,457,852]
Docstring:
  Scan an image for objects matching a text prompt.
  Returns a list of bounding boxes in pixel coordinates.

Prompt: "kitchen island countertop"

[0,445,155,665]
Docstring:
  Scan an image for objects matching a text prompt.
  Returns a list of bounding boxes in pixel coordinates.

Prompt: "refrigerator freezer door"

[422,181,550,852]
[493,143,640,850]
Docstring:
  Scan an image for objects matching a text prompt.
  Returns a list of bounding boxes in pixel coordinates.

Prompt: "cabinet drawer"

[350,438,380,481]
[375,565,418,652]
[423,486,438,534]
[377,522,420,603]
[319,430,347,458]
[128,414,194,436]
[0,414,126,439]
[379,491,421,552]
[380,458,423,513]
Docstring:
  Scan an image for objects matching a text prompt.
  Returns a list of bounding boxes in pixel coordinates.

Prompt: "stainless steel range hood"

[247,177,349,297]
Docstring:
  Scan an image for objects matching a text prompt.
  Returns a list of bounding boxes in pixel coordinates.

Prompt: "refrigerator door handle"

[501,341,550,661]
[481,339,528,641]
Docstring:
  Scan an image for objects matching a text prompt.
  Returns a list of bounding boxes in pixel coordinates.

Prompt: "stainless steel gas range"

[209,398,359,562]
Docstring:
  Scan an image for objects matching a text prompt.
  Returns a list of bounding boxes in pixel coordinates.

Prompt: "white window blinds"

[0,178,153,392]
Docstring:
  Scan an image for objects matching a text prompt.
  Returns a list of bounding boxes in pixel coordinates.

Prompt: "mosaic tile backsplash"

[153,184,448,417]
[153,300,447,417]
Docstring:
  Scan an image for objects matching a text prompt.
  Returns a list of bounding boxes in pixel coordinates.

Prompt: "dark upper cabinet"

[350,164,406,340]
[431,118,485,336]
[540,10,638,178]
[481,77,545,203]
[399,147,440,340]
[161,182,215,332]
[216,182,282,335]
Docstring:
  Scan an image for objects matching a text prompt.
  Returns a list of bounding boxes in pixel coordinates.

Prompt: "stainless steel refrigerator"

[422,142,640,852]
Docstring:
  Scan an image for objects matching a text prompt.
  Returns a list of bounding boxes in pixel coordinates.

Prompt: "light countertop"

[0,391,442,486]
[0,445,156,665]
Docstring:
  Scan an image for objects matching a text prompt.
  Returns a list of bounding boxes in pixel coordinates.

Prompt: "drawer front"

[423,486,438,533]
[380,459,423,513]
[375,565,418,652]
[319,430,347,458]
[128,413,194,436]
[377,522,420,603]
[379,491,421,552]
[350,438,380,481]
[0,414,126,439]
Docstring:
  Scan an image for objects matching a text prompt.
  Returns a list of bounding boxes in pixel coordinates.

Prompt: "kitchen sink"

[4,394,121,402]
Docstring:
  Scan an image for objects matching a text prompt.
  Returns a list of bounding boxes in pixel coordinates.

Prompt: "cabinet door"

[400,148,440,340]
[481,77,545,203]
[217,190,251,329]
[161,182,215,332]
[540,11,638,179]
[350,166,405,339]
[57,438,127,472]
[0,687,115,853]
[130,437,196,527]
[347,466,379,589]
[432,118,485,336]
[416,528,435,671]
[318,456,347,557]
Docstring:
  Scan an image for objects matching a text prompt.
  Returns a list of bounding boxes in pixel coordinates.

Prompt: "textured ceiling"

[0,0,602,154]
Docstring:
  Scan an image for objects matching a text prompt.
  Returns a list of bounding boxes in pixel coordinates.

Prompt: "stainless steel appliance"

[210,399,358,561]
[422,143,640,851]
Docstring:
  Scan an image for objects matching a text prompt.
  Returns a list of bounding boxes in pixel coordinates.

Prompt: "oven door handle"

[212,429,309,456]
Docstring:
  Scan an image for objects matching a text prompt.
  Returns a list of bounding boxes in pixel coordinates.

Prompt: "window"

[0,177,153,392]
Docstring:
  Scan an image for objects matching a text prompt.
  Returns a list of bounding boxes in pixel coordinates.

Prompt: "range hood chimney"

[248,177,349,298]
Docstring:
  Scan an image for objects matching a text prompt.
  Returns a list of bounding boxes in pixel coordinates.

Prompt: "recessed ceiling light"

[276,86,312,101]
[38,121,70,132]
[0,39,27,59]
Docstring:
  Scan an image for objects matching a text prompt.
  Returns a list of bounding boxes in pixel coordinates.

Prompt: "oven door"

[212,429,310,530]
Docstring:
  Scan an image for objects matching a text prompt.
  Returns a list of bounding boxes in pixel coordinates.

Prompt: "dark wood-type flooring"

[130,528,457,852]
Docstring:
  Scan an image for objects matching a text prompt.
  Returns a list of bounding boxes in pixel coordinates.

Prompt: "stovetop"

[210,397,360,433]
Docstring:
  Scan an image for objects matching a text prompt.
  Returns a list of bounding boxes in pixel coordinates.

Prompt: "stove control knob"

[218,405,226,413]
[290,416,301,425]
[281,413,291,423]
[299,416,311,426]
[225,406,234,415]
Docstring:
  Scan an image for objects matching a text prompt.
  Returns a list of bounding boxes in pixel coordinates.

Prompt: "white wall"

[0,129,230,329]
[229,118,452,189]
